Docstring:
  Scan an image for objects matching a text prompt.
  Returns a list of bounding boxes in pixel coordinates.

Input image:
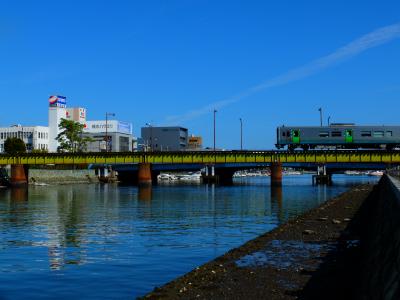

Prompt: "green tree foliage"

[4,137,27,155]
[56,119,92,153]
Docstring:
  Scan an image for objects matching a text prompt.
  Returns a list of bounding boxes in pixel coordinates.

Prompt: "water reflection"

[0,175,379,299]
[138,185,152,201]
[11,187,28,202]
[270,185,284,223]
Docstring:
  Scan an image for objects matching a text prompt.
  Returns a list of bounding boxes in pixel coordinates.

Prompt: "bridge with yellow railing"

[1,150,399,186]
[1,150,400,165]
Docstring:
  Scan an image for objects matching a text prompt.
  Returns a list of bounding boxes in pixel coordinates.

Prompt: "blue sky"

[1,0,400,149]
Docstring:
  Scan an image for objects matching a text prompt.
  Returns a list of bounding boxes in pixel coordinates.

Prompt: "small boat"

[368,171,384,176]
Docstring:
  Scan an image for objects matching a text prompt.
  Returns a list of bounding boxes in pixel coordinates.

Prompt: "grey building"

[141,126,188,151]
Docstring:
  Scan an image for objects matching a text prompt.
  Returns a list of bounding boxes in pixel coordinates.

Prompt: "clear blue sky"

[1,0,400,149]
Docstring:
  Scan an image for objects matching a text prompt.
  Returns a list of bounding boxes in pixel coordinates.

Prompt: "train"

[276,123,400,151]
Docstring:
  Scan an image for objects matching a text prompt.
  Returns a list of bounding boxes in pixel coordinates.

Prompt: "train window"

[331,131,342,137]
[282,132,286,137]
[319,132,329,137]
[386,131,393,137]
[373,131,384,137]
[287,131,290,137]
[361,131,372,137]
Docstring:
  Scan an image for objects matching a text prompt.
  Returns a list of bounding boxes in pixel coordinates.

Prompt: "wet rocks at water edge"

[141,184,374,299]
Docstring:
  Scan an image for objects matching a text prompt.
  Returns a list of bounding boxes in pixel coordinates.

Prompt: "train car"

[276,123,400,151]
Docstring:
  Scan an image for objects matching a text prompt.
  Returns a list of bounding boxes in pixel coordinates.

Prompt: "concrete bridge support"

[270,162,282,186]
[202,165,217,184]
[10,164,28,186]
[138,163,152,185]
[202,166,235,185]
[312,165,332,185]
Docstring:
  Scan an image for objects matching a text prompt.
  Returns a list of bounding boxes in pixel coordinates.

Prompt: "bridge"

[1,150,399,185]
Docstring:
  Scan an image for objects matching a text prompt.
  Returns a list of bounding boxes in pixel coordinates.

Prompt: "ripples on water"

[0,175,378,299]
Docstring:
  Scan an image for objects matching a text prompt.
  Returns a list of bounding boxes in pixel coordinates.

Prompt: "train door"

[292,129,300,144]
[345,129,353,143]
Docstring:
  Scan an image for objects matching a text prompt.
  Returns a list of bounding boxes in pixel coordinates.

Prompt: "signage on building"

[49,95,67,108]
[84,120,133,134]
[118,121,132,134]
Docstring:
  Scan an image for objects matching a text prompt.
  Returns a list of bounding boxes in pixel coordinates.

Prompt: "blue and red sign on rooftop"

[49,95,67,108]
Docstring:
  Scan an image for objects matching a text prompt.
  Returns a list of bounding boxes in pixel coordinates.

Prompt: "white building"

[48,96,87,152]
[0,125,49,153]
[48,95,67,152]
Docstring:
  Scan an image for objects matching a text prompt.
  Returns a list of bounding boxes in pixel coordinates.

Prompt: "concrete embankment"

[141,176,400,299]
[28,169,98,184]
[356,175,400,299]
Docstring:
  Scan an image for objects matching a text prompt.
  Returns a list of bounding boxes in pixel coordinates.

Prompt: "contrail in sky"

[166,22,400,123]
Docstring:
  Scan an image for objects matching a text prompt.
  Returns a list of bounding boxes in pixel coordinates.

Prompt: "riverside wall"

[28,169,99,184]
[358,174,400,299]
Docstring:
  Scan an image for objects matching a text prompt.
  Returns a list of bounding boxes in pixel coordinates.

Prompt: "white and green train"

[276,123,400,151]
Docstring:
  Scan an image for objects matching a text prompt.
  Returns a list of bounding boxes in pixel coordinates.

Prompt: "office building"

[187,135,203,150]
[0,125,49,153]
[141,126,188,151]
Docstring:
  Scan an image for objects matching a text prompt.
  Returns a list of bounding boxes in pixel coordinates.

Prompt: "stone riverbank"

[28,169,99,184]
[141,184,375,300]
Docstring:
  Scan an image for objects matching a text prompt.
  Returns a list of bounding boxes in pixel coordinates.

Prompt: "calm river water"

[0,175,378,299]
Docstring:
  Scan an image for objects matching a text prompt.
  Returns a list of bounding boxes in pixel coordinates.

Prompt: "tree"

[56,119,92,153]
[4,137,26,155]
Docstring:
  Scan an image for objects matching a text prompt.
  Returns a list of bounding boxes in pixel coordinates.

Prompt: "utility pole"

[328,116,331,126]
[213,109,217,151]
[318,108,323,127]
[239,118,243,150]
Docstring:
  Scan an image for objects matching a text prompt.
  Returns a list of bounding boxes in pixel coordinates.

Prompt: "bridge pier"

[138,163,152,185]
[201,166,234,185]
[202,165,217,184]
[270,162,282,186]
[10,164,28,186]
[312,165,332,185]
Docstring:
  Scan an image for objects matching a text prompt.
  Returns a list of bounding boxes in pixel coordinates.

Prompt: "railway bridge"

[1,150,399,186]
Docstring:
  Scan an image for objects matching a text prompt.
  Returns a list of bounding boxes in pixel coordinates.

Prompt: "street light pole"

[146,123,153,151]
[318,108,323,127]
[239,118,243,150]
[213,109,217,151]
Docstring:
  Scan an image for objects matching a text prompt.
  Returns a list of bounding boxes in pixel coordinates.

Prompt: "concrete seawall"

[28,169,99,184]
[358,175,400,299]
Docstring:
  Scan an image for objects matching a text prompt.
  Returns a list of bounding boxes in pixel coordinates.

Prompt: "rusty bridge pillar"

[270,162,282,186]
[138,163,152,185]
[11,164,28,186]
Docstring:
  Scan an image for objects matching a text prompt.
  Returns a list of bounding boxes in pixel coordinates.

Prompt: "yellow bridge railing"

[1,151,400,165]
